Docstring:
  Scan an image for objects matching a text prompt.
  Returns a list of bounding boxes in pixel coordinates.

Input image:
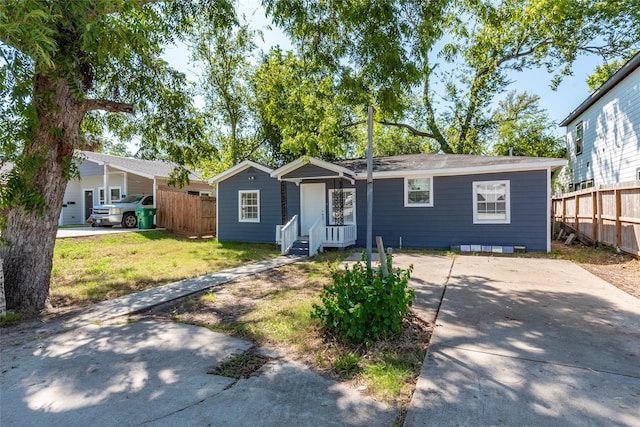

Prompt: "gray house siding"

[77,159,103,176]
[218,166,286,243]
[282,164,339,180]
[353,170,548,251]
[60,179,82,224]
[286,183,300,227]
[126,175,153,196]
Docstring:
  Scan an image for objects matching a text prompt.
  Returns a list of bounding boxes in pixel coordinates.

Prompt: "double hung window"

[404,177,433,207]
[473,181,510,224]
[239,190,260,222]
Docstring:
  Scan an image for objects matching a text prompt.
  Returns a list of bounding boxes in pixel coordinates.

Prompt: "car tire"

[122,212,137,228]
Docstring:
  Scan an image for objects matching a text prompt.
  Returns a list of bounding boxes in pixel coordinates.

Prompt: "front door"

[84,190,94,221]
[300,183,325,235]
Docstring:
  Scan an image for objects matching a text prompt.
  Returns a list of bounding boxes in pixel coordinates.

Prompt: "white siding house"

[560,53,640,191]
[59,151,213,225]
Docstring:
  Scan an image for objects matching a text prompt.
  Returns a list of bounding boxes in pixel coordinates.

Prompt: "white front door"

[300,183,325,235]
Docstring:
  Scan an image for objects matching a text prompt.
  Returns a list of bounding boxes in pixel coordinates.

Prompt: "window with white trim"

[329,188,356,225]
[404,176,433,207]
[99,187,122,203]
[473,181,510,224]
[239,190,260,222]
[109,187,122,202]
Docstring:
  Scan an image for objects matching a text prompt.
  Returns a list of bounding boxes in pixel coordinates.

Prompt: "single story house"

[211,153,566,254]
[60,150,213,225]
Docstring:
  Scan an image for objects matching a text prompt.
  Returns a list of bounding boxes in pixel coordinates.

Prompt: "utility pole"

[366,105,374,270]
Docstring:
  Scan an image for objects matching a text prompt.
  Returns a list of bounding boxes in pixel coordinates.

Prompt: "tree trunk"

[2,75,84,313]
[0,258,5,316]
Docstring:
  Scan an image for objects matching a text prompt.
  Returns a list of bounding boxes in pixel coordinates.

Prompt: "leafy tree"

[252,48,359,162]
[263,0,640,154]
[0,1,234,312]
[586,51,638,91]
[191,20,259,173]
[490,91,565,158]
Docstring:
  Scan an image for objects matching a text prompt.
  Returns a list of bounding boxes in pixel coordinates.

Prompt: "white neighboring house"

[60,150,213,226]
[560,53,640,191]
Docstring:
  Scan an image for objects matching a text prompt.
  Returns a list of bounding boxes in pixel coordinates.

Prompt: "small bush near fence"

[312,256,415,343]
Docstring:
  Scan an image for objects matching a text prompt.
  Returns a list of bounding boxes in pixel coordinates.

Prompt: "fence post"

[574,193,579,234]
[591,190,597,242]
[615,188,622,249]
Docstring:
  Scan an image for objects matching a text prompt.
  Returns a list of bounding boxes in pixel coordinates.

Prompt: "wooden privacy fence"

[552,182,640,256]
[156,190,216,237]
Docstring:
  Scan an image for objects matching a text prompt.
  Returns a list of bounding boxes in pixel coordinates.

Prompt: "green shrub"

[311,256,415,343]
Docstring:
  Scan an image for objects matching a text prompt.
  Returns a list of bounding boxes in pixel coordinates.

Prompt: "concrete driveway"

[402,255,640,427]
[1,254,638,426]
[56,226,162,239]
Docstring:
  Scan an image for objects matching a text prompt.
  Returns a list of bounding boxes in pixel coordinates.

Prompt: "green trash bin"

[135,207,156,230]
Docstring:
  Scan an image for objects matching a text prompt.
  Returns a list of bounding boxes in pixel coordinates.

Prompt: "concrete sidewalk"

[403,255,640,427]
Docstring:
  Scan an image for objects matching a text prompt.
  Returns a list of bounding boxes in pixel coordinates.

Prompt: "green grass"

[186,251,424,404]
[0,311,22,324]
[51,231,278,305]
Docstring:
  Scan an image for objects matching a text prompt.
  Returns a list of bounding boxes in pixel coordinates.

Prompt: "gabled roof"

[77,150,207,183]
[213,153,565,184]
[560,52,640,126]
[336,153,565,178]
[270,156,356,181]
[209,159,273,184]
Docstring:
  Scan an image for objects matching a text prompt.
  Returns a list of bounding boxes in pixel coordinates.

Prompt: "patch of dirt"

[135,266,315,327]
[130,264,432,409]
[207,347,270,381]
[551,241,640,299]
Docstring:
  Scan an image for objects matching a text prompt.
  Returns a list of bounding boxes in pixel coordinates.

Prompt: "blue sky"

[164,1,602,139]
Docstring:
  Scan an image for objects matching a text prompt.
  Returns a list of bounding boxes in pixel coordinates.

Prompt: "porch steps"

[288,238,309,256]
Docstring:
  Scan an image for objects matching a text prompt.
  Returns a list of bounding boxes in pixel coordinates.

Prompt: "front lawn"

[51,231,279,306]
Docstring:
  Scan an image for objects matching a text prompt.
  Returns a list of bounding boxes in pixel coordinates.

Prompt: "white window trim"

[109,186,122,202]
[404,176,433,207]
[99,187,123,204]
[472,180,511,224]
[238,190,260,223]
[328,188,356,225]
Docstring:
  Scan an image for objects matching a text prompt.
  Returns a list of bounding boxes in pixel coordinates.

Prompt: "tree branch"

[378,120,435,138]
[475,39,553,79]
[343,119,435,138]
[343,120,367,128]
[83,99,134,114]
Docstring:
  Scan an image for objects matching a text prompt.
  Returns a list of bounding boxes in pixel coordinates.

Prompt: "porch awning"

[270,156,356,183]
